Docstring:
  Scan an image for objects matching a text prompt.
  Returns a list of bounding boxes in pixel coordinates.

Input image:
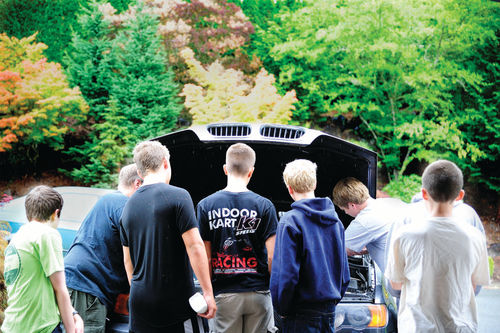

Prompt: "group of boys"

[2,140,490,333]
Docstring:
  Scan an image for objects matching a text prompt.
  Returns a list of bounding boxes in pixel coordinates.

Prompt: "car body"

[0,186,114,255]
[110,123,396,332]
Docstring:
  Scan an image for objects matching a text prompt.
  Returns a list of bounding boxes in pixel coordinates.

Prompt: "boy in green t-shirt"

[2,185,84,333]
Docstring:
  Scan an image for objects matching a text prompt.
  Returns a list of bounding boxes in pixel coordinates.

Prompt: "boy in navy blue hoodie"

[270,159,350,333]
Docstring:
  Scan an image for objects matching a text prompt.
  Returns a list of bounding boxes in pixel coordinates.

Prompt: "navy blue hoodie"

[270,197,350,315]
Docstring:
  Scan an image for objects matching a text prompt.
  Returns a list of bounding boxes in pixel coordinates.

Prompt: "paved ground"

[477,283,500,332]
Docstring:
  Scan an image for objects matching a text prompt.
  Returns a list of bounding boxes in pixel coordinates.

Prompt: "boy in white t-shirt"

[385,160,490,332]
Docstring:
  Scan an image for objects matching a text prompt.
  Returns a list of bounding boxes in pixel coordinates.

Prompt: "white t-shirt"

[385,217,490,333]
[345,198,407,272]
[407,199,485,234]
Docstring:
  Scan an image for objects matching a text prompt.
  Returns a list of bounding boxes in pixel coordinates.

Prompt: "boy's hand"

[199,293,217,319]
[74,313,84,333]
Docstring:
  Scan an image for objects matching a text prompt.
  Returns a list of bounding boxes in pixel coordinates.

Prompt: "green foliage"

[489,256,494,279]
[253,0,500,189]
[66,100,133,186]
[0,0,135,63]
[64,2,181,185]
[110,3,181,140]
[63,1,116,121]
[382,174,422,203]
[0,0,85,63]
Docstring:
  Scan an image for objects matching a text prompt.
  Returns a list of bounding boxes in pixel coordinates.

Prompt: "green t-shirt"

[2,222,64,333]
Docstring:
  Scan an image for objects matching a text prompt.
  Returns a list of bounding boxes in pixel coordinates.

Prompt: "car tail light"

[367,304,388,327]
[114,293,129,316]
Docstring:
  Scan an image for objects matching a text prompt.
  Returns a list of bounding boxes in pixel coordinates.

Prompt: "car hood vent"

[207,124,251,137]
[260,125,305,139]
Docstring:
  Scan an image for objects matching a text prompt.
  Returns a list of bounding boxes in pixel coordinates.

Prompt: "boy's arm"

[123,246,133,285]
[182,228,216,319]
[204,241,212,279]
[270,222,300,315]
[49,271,84,333]
[385,232,405,292]
[265,235,276,273]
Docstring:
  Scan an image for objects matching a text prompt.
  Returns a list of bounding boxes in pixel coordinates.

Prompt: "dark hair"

[25,185,64,222]
[422,160,463,203]
[226,143,256,177]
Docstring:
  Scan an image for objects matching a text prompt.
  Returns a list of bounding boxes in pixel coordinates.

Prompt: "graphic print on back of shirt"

[208,207,261,275]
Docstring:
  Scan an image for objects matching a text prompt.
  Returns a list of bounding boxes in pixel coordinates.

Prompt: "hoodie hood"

[291,197,340,226]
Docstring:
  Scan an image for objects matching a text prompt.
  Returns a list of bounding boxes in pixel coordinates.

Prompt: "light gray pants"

[211,291,274,333]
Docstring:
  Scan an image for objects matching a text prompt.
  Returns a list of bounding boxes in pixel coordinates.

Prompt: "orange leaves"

[0,33,87,152]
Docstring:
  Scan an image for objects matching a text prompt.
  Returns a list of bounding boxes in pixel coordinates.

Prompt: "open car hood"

[154,123,377,220]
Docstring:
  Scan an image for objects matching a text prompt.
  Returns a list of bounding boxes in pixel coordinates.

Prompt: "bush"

[382,174,422,203]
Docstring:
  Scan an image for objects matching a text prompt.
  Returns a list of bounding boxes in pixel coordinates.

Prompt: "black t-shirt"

[120,183,198,331]
[197,190,278,294]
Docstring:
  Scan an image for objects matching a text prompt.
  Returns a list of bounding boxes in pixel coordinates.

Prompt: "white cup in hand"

[189,292,208,314]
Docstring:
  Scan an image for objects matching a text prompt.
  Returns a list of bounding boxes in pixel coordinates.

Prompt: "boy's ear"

[247,167,254,179]
[223,164,229,175]
[421,188,429,200]
[455,189,465,201]
[51,209,60,221]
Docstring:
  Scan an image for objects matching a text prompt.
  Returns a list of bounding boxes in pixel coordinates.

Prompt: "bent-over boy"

[64,164,141,332]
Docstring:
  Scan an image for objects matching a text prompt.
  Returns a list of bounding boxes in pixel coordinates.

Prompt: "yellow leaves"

[180,48,297,125]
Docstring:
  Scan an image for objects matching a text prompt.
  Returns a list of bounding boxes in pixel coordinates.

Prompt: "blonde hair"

[133,141,170,177]
[332,177,370,208]
[283,159,317,193]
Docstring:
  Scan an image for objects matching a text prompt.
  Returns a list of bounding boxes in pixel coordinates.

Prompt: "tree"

[180,48,297,124]
[109,3,182,140]
[0,33,87,153]
[64,1,117,121]
[65,2,182,184]
[253,0,499,187]
[101,0,258,83]
[0,0,135,63]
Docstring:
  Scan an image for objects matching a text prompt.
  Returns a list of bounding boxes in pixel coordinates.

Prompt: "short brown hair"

[422,160,463,202]
[25,185,64,222]
[283,159,317,193]
[119,163,141,188]
[332,177,370,208]
[226,143,256,177]
[133,141,170,177]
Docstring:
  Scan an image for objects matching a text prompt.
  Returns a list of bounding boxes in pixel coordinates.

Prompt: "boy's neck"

[224,174,250,192]
[292,191,315,202]
[425,200,454,217]
[142,171,169,185]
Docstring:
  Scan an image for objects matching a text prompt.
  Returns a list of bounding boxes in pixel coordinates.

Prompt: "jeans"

[281,302,336,333]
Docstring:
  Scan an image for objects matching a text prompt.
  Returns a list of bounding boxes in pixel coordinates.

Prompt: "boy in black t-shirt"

[120,141,216,333]
[197,143,278,333]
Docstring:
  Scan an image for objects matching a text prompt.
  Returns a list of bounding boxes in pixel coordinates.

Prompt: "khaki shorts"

[68,288,107,333]
[210,290,274,333]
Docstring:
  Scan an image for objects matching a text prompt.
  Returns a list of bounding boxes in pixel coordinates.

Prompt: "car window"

[59,193,102,223]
